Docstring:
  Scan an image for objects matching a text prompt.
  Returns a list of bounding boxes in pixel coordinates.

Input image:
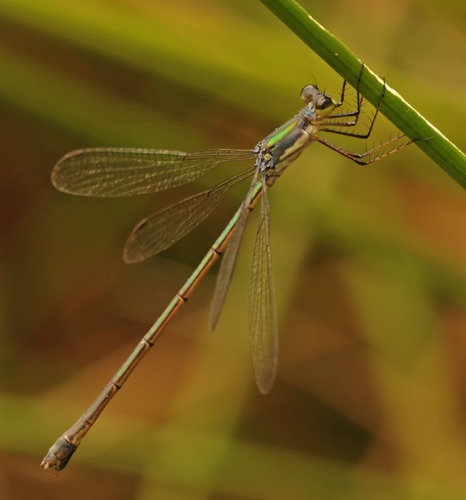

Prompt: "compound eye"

[315,95,333,110]
[300,85,319,104]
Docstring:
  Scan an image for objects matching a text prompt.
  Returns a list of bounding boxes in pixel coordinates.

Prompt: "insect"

[42,66,411,471]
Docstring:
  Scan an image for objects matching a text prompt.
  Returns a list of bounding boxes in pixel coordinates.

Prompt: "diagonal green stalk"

[260,0,466,189]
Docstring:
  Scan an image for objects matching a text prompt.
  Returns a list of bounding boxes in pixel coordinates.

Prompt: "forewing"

[52,148,254,196]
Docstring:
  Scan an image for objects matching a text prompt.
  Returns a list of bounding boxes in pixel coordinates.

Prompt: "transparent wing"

[248,188,278,394]
[124,167,254,263]
[209,170,260,330]
[209,201,250,330]
[52,148,254,197]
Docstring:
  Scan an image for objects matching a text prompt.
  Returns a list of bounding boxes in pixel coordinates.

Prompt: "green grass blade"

[260,0,466,188]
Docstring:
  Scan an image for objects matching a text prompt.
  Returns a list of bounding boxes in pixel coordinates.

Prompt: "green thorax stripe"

[265,117,301,148]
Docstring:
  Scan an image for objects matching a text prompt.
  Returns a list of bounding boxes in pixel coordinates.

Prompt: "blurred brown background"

[0,0,465,498]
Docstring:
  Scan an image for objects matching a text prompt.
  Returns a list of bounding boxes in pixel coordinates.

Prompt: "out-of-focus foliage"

[0,0,465,498]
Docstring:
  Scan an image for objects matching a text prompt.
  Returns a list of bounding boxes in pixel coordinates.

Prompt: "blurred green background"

[0,0,466,498]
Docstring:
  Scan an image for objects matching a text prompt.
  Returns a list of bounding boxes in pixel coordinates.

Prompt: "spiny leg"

[317,133,413,165]
[332,63,365,109]
[327,64,366,123]
[323,66,387,141]
[314,64,420,164]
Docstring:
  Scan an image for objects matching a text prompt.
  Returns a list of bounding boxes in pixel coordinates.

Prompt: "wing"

[124,167,254,263]
[52,148,254,196]
[248,188,278,394]
[209,170,261,330]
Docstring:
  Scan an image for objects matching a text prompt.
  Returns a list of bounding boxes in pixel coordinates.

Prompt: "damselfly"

[42,66,412,471]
